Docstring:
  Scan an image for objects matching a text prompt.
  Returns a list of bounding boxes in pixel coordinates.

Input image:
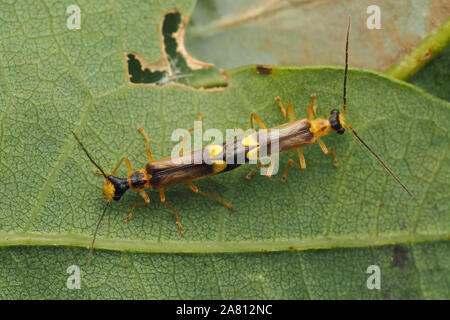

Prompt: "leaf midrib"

[1,231,447,253]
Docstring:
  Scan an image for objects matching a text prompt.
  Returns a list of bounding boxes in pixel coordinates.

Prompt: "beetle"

[73,16,411,265]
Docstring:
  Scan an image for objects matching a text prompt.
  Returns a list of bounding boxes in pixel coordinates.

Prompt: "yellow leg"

[187,181,235,211]
[180,113,203,156]
[246,162,264,180]
[281,148,306,182]
[274,96,295,122]
[136,125,153,162]
[159,188,184,234]
[124,189,150,222]
[311,93,317,115]
[93,157,133,176]
[317,137,338,167]
[246,156,276,179]
[307,93,318,121]
[265,155,276,178]
[307,104,315,121]
[250,113,267,129]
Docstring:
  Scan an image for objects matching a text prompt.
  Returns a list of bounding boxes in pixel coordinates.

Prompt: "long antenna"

[347,124,413,197]
[341,17,412,197]
[343,15,350,116]
[72,131,108,178]
[87,201,110,266]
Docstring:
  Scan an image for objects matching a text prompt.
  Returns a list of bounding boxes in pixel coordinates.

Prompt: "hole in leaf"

[127,54,165,84]
[126,10,227,89]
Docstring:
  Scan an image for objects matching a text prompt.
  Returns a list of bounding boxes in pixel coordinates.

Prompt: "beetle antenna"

[340,17,412,197]
[72,131,108,179]
[343,15,350,117]
[87,200,110,266]
[346,124,413,197]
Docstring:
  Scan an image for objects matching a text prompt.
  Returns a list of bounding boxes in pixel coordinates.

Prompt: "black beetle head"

[102,176,129,201]
[329,109,345,134]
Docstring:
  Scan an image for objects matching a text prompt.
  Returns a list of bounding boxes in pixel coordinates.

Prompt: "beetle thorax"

[309,118,331,137]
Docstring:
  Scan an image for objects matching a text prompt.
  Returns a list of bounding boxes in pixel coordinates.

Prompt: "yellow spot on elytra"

[212,160,227,173]
[242,135,258,147]
[246,147,260,160]
[207,145,223,158]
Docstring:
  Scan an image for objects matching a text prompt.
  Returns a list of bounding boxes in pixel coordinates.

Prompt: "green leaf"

[1,66,449,298]
[185,0,450,71]
[1,241,449,299]
[0,1,449,299]
[1,66,449,250]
